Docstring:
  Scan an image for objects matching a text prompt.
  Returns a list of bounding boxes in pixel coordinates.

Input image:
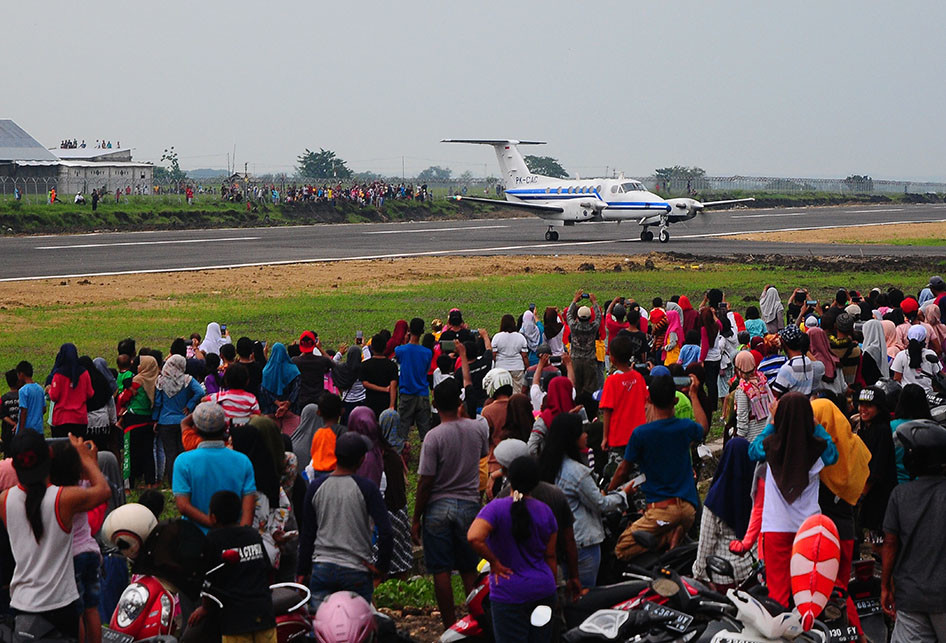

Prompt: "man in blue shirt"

[611,374,708,561]
[395,318,433,442]
[173,402,256,533]
[15,361,45,434]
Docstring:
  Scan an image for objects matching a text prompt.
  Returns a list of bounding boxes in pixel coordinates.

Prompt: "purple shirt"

[477,497,557,604]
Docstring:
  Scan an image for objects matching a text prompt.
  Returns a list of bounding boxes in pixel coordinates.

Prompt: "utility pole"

[402,156,405,181]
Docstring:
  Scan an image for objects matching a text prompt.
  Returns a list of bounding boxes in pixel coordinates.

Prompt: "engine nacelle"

[561,198,605,222]
[666,197,704,218]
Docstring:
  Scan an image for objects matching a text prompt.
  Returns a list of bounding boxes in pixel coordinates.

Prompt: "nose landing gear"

[545,226,559,241]
[658,227,670,243]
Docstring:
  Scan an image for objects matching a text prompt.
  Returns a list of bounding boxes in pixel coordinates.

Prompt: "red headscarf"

[540,376,574,428]
[679,296,699,335]
[384,320,408,357]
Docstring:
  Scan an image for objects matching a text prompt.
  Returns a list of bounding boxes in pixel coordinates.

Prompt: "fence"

[2,174,944,206]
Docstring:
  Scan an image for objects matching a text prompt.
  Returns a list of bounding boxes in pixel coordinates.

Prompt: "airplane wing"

[450,196,564,214]
[700,197,755,208]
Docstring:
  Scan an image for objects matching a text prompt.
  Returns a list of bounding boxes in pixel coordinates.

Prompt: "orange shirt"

[309,426,338,472]
[599,368,647,448]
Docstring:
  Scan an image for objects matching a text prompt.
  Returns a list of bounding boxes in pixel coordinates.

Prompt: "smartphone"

[220,324,227,332]
[580,293,590,299]
[672,376,691,388]
[806,300,817,306]
[550,355,562,365]
[629,473,647,488]
[260,340,267,349]
[718,302,728,312]
[282,530,299,540]
[355,330,364,345]
[440,340,456,353]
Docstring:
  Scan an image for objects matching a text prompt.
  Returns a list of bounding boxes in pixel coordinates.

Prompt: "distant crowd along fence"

[3,174,946,205]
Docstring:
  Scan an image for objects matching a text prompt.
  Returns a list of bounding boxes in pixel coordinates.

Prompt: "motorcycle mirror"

[706,555,735,579]
[530,605,553,628]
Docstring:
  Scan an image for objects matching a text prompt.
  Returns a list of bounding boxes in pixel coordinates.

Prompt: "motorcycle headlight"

[116,583,150,628]
[160,593,172,630]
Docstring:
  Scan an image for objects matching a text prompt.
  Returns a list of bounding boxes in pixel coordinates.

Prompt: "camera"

[550,355,563,365]
[440,340,456,353]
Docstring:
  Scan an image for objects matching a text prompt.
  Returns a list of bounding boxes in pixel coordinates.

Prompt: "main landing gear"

[639,226,670,243]
[545,226,559,241]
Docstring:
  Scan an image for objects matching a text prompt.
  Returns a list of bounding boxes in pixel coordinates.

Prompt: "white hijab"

[760,287,784,324]
[861,319,890,380]
[520,310,542,351]
[199,322,231,355]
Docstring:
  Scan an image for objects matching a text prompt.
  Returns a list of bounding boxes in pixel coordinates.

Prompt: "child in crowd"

[678,330,702,368]
[599,335,648,468]
[190,490,276,643]
[308,393,345,476]
[1,370,20,452]
[50,440,105,643]
[16,361,45,434]
[115,355,133,392]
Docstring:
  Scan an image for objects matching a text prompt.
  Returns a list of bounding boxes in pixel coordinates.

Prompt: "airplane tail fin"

[442,139,545,185]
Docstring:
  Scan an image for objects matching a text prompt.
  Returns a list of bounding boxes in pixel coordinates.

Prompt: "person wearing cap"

[173,402,257,533]
[829,312,862,386]
[296,431,392,611]
[492,439,580,599]
[566,289,602,395]
[0,432,110,637]
[291,331,335,410]
[929,275,946,306]
[892,325,942,394]
[770,325,825,397]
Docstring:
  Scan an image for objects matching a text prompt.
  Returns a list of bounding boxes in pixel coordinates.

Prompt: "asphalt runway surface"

[3,202,946,281]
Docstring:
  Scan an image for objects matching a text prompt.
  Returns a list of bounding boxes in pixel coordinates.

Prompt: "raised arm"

[58,435,110,525]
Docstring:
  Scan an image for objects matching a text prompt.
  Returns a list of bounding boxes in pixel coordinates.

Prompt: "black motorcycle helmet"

[896,419,946,477]
[874,378,902,415]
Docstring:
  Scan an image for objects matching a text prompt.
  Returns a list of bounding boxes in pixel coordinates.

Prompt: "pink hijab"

[807,327,840,380]
[924,304,946,353]
[882,320,899,358]
[665,309,683,342]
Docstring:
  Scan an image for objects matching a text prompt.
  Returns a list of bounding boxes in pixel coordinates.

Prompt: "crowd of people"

[0,277,945,642]
[57,140,120,150]
[220,181,433,207]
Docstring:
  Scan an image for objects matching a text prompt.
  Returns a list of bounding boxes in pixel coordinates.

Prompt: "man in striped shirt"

[204,363,260,425]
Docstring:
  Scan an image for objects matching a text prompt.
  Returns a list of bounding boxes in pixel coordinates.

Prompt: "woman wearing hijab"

[733,351,775,443]
[333,346,366,421]
[79,356,116,451]
[699,307,723,411]
[260,343,302,434]
[502,393,535,444]
[47,343,94,438]
[859,319,890,386]
[232,418,291,571]
[376,409,413,578]
[679,296,699,336]
[520,310,543,365]
[812,397,871,632]
[693,438,756,585]
[152,354,205,483]
[543,307,565,356]
[760,286,785,334]
[346,406,384,486]
[528,376,580,456]
[807,327,846,395]
[290,403,321,471]
[891,325,942,394]
[118,355,159,488]
[882,320,900,359]
[850,386,897,543]
[923,304,946,359]
[384,320,409,358]
[663,309,684,366]
[749,393,838,606]
[198,322,231,356]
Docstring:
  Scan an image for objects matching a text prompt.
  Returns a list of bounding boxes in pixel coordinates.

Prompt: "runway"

[3,202,946,281]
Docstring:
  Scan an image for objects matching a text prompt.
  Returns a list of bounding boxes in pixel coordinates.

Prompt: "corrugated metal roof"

[0,120,59,162]
[16,160,153,168]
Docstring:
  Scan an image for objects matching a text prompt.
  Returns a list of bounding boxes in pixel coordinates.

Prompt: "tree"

[416,166,452,182]
[843,174,873,193]
[156,146,186,183]
[459,170,474,182]
[653,165,706,182]
[297,148,353,180]
[524,155,568,179]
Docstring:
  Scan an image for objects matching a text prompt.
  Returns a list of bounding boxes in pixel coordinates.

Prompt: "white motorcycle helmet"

[101,503,158,560]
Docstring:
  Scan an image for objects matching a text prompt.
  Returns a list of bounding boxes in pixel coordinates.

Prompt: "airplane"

[442,139,753,243]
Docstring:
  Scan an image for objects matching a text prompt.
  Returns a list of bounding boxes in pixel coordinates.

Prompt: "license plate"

[855,598,881,616]
[102,629,135,643]
[641,600,694,633]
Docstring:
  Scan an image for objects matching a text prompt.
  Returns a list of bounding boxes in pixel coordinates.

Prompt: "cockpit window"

[620,182,643,193]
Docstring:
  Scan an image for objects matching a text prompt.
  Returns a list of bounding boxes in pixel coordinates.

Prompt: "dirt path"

[725,221,946,244]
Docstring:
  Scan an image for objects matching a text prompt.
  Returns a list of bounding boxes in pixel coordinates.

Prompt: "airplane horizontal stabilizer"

[441,139,546,146]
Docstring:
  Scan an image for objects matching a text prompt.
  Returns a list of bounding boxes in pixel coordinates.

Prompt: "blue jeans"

[422,498,480,574]
[491,595,556,643]
[308,562,373,612]
[577,544,601,589]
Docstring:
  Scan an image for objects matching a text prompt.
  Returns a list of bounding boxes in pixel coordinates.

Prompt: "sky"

[6,1,946,181]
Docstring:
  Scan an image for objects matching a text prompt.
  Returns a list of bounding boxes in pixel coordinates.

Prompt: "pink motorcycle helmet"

[313,591,376,643]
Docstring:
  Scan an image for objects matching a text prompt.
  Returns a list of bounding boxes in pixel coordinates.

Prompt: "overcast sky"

[7,1,945,181]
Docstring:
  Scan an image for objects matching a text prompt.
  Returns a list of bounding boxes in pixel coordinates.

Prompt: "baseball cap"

[650,365,671,378]
[299,331,317,353]
[930,276,946,291]
[10,430,51,485]
[493,439,531,469]
[578,306,592,320]
[901,297,919,315]
[192,401,227,435]
[335,432,371,461]
[844,304,861,318]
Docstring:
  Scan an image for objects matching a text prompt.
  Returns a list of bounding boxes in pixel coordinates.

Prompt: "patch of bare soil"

[724,221,946,245]
[378,607,458,642]
[0,254,672,309]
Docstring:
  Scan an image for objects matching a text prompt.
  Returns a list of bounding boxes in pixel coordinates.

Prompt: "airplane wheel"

[641,229,654,242]
[550,230,559,241]
[545,230,553,241]
[658,228,670,243]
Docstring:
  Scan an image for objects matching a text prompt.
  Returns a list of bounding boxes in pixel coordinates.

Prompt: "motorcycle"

[847,559,887,643]
[103,574,179,642]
